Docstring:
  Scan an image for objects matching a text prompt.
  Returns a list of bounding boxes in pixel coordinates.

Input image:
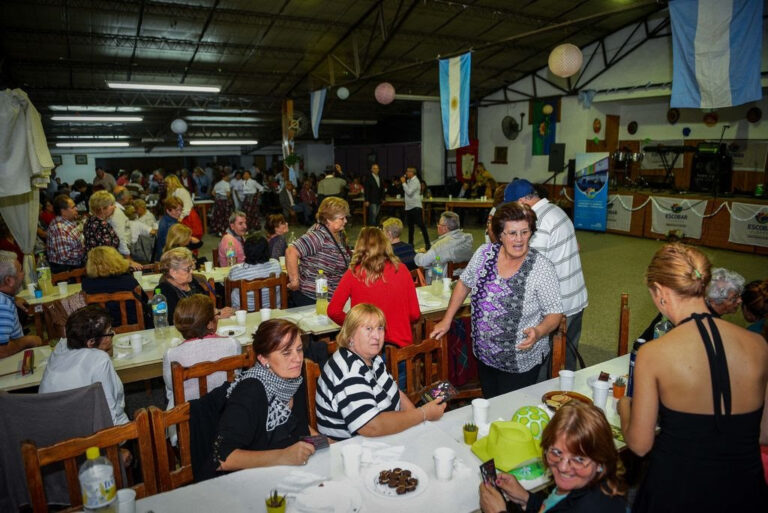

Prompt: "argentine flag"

[669,0,762,109]
[310,88,327,139]
[439,52,471,150]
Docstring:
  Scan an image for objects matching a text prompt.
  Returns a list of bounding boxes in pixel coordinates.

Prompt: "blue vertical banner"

[309,88,327,139]
[573,153,609,232]
[439,52,471,150]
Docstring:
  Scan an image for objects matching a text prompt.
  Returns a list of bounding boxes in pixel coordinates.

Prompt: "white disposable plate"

[363,461,429,500]
[216,326,246,338]
[418,296,443,308]
[113,335,150,349]
[291,481,362,513]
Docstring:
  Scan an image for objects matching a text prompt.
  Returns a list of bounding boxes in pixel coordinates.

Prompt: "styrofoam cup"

[472,398,490,426]
[235,310,247,326]
[433,447,455,481]
[341,444,362,479]
[117,488,136,513]
[591,380,611,410]
[57,282,68,296]
[204,261,214,272]
[558,370,575,392]
[260,308,272,321]
[130,334,143,355]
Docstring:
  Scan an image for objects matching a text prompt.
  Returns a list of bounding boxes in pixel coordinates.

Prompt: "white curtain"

[0,192,39,283]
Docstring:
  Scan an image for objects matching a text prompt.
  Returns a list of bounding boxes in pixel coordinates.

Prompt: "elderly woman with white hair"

[705,267,746,317]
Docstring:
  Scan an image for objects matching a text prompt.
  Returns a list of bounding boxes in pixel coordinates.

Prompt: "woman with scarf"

[205,319,316,476]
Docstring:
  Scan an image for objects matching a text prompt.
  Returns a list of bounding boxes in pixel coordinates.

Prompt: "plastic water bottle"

[78,447,116,512]
[653,318,674,339]
[226,240,236,267]
[150,288,169,337]
[627,338,647,397]
[432,256,445,283]
[315,270,328,316]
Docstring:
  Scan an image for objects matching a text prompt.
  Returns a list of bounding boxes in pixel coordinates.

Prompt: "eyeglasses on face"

[100,331,116,339]
[501,229,531,239]
[174,265,194,273]
[545,447,593,471]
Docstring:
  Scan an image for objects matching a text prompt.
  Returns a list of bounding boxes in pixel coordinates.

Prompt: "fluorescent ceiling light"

[141,137,165,143]
[185,116,266,122]
[56,142,130,147]
[189,140,258,146]
[55,135,130,139]
[107,81,220,93]
[186,108,261,114]
[49,105,142,112]
[51,116,143,122]
[187,122,267,127]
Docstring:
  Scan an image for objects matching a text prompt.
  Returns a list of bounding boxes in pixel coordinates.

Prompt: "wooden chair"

[550,316,568,378]
[149,404,193,492]
[211,248,219,267]
[617,293,630,356]
[84,286,145,334]
[385,337,448,405]
[446,260,469,280]
[424,318,482,402]
[224,272,288,311]
[50,267,85,284]
[170,346,256,405]
[141,263,160,273]
[21,409,157,513]
[411,268,426,287]
[304,359,321,431]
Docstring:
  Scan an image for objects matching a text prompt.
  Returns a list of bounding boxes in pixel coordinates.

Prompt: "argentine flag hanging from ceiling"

[439,52,471,150]
[669,0,763,109]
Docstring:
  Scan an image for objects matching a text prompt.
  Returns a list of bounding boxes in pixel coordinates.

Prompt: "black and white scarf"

[226,364,303,432]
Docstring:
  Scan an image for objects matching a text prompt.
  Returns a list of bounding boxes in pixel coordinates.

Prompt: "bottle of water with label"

[150,288,169,337]
[79,447,116,512]
[432,256,445,290]
[315,270,328,316]
[226,240,236,267]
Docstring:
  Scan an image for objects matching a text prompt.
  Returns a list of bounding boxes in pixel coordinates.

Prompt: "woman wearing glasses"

[39,305,129,427]
[157,247,234,324]
[430,202,563,397]
[479,401,626,513]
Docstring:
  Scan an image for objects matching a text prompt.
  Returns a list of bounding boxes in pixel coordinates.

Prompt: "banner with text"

[606,194,634,232]
[650,197,707,239]
[573,153,609,232]
[729,201,768,247]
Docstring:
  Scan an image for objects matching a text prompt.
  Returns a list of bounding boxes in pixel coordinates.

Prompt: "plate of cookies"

[541,391,593,412]
[363,461,429,499]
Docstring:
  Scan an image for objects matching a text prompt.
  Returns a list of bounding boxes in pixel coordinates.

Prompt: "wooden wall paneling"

[605,115,620,152]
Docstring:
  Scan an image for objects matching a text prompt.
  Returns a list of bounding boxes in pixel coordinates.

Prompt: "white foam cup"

[558,370,575,392]
[235,310,247,326]
[260,308,272,321]
[341,444,362,479]
[472,398,490,426]
[433,447,456,481]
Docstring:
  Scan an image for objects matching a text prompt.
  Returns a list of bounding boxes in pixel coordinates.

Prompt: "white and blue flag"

[439,52,471,150]
[310,88,327,139]
[669,0,762,109]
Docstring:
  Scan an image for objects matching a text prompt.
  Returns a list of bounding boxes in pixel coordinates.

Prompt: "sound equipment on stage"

[642,144,696,190]
[690,142,732,194]
[549,143,565,172]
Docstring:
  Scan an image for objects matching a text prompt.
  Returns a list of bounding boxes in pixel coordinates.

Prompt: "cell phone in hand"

[301,435,330,450]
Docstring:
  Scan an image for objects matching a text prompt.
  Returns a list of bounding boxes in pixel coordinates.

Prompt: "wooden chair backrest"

[211,248,219,267]
[446,261,469,279]
[84,287,145,334]
[170,345,255,405]
[141,263,160,273]
[224,272,287,311]
[304,359,321,431]
[423,317,482,401]
[21,409,156,513]
[385,337,448,404]
[618,293,630,356]
[550,316,568,378]
[149,404,192,492]
[411,268,426,287]
[51,268,85,284]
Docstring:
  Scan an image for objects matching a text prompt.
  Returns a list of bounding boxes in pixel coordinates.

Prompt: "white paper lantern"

[337,87,350,100]
[170,118,188,135]
[374,82,396,105]
[548,44,583,78]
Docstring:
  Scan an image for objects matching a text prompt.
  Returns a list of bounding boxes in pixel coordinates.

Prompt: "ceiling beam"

[180,0,220,83]
[126,0,145,81]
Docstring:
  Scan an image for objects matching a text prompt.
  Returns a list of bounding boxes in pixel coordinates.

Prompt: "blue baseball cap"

[504,179,536,202]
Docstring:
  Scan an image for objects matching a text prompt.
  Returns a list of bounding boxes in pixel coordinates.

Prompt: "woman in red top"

[328,227,421,348]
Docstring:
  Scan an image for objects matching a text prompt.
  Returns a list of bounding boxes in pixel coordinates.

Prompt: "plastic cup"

[132,270,142,281]
[442,277,452,294]
[472,398,490,426]
[279,256,286,268]
[396,194,401,199]
[117,488,136,513]
[130,334,143,355]
[558,370,575,392]
[341,444,362,479]
[27,283,36,295]
[57,282,68,296]
[591,380,611,410]
[235,310,247,326]
[260,308,272,321]
[204,261,214,272]
[433,447,455,481]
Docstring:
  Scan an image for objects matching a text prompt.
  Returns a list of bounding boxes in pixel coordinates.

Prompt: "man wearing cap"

[504,179,588,373]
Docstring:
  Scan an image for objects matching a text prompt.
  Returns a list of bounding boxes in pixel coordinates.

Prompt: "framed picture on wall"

[492,146,508,164]
[75,154,87,165]
[51,155,62,166]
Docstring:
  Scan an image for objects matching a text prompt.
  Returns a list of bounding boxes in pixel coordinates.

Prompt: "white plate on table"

[363,461,429,500]
[113,335,150,350]
[216,326,246,338]
[291,481,362,513]
[417,294,443,308]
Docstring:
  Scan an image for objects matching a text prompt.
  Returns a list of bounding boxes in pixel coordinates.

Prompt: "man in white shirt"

[401,166,430,249]
[230,170,245,210]
[504,179,588,372]
[110,187,133,257]
[414,211,473,274]
[93,167,116,191]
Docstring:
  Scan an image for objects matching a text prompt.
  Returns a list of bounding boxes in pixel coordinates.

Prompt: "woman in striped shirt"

[315,304,446,440]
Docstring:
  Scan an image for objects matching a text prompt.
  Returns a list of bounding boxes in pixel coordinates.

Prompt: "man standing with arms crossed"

[402,166,431,249]
[504,179,588,373]
[363,163,385,226]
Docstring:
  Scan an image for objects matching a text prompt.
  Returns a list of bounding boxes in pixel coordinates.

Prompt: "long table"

[355,196,494,226]
[1,284,461,392]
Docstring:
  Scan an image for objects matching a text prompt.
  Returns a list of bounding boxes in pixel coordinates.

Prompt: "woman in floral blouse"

[84,190,120,253]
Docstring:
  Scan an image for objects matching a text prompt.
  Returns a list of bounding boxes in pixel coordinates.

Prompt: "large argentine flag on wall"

[439,52,471,150]
[669,0,762,109]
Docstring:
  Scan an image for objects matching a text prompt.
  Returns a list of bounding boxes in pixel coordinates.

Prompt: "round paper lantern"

[170,118,188,135]
[337,86,350,100]
[548,43,583,78]
[511,406,550,441]
[374,82,396,105]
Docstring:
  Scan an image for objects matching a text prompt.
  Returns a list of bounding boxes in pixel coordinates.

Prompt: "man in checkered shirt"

[46,195,85,274]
